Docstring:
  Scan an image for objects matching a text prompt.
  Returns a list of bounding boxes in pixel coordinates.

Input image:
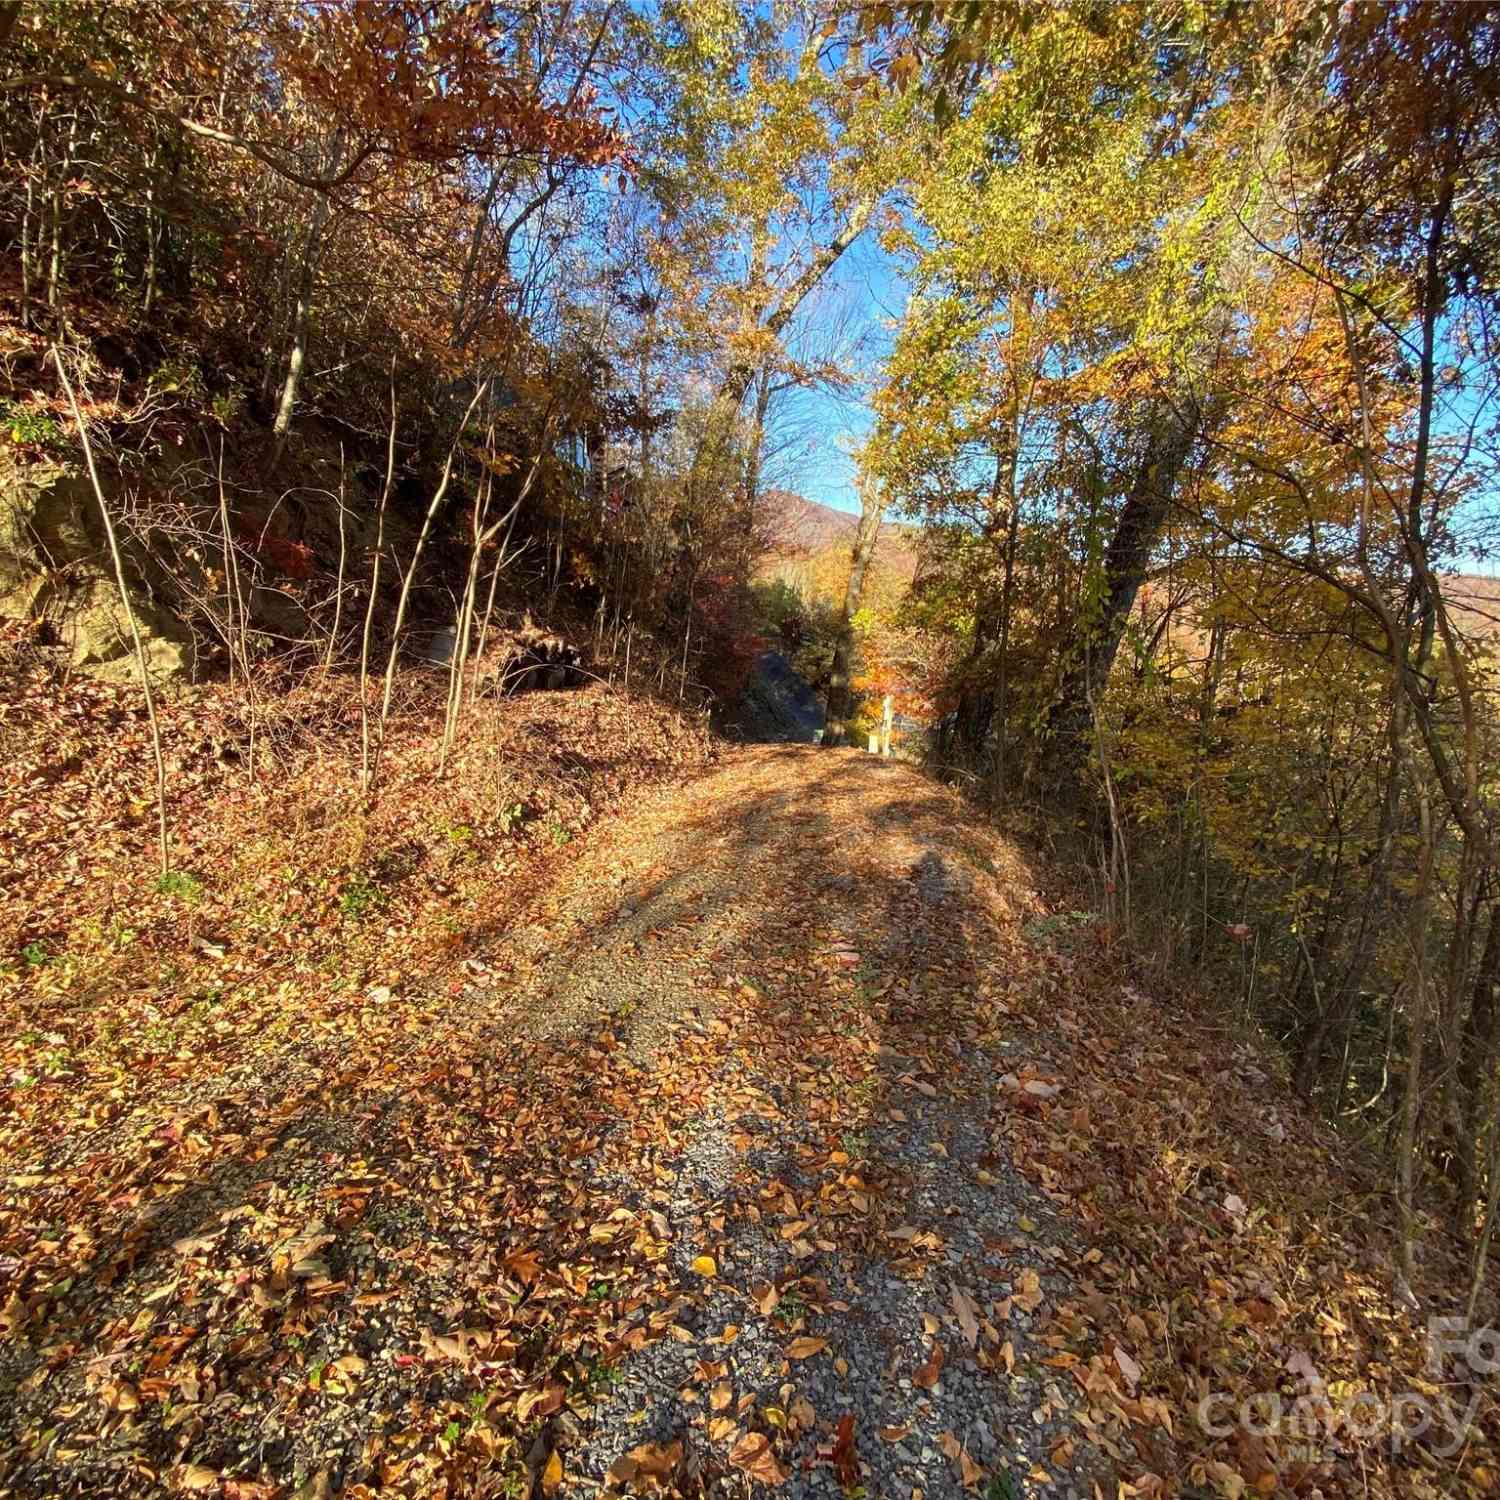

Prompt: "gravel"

[486,747,1107,1498]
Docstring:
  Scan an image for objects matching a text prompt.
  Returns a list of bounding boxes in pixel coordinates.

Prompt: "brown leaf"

[1015,1268,1044,1312]
[0,1292,26,1335]
[710,1381,733,1412]
[830,1413,858,1489]
[102,1380,140,1412]
[517,1384,566,1423]
[913,1341,945,1389]
[502,1247,543,1284]
[607,1441,682,1490]
[728,1432,789,1486]
[950,1285,980,1348]
[786,1335,828,1359]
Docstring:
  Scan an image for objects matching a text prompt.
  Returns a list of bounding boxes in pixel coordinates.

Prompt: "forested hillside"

[3,3,1500,1498]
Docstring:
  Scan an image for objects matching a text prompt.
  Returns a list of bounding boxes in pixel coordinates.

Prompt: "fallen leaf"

[608,1441,681,1489]
[690,1255,717,1277]
[517,1384,566,1423]
[787,1335,828,1359]
[913,1341,945,1389]
[830,1413,858,1488]
[1015,1268,1044,1312]
[541,1450,563,1496]
[728,1432,788,1486]
[0,1292,26,1335]
[950,1285,980,1348]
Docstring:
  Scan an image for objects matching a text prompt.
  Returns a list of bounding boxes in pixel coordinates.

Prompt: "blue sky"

[770,229,909,516]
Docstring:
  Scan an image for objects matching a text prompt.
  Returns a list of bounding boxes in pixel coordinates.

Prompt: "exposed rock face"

[1,434,601,691]
[0,457,197,681]
[0,433,389,684]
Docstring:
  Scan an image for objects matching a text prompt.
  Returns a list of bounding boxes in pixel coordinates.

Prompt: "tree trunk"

[713,196,875,415]
[1455,909,1500,1238]
[742,359,773,532]
[824,481,883,746]
[1397,776,1436,1286]
[271,193,330,459]
[359,373,398,793]
[372,383,487,788]
[1047,403,1196,769]
[993,497,1020,795]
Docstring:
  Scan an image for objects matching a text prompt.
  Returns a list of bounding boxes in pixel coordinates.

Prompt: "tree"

[824,475,884,746]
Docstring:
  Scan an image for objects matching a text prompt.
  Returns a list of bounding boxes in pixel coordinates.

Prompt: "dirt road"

[0,746,1177,1498]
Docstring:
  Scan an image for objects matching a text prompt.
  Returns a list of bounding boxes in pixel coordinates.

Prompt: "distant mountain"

[759,489,922,579]
[1445,572,1500,641]
[760,489,860,554]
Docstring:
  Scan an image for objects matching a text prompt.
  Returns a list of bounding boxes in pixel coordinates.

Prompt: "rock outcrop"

[0,456,196,680]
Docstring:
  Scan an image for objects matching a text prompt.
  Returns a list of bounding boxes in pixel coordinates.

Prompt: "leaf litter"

[1,643,1490,1498]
